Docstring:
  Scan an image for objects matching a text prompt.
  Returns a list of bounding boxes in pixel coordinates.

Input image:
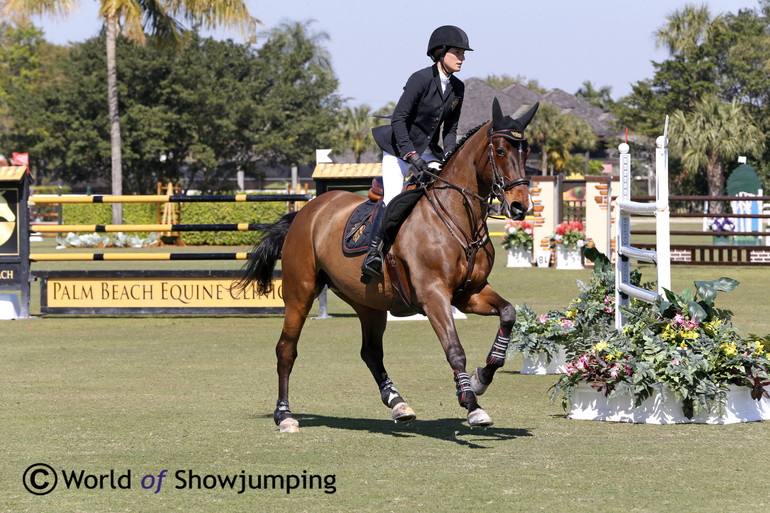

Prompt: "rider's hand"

[406,153,430,173]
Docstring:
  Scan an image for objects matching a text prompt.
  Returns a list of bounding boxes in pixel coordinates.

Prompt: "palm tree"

[527,102,596,175]
[654,4,722,60]
[575,80,614,111]
[669,94,765,213]
[2,0,258,223]
[340,105,376,163]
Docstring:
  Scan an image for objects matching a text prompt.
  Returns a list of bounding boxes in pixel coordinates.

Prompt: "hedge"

[180,201,286,245]
[61,198,288,246]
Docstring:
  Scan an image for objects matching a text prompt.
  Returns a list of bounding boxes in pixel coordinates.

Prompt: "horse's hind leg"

[274,277,318,433]
[462,284,515,395]
[353,304,416,423]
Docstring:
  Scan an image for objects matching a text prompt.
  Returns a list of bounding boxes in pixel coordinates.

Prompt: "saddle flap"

[383,188,425,245]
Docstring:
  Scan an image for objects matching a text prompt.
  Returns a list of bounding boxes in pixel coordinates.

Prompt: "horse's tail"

[235,211,298,295]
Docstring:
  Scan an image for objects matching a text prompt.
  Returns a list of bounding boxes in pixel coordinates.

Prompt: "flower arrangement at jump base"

[550,220,588,269]
[550,220,586,249]
[502,220,534,267]
[507,304,575,372]
[708,216,735,245]
[502,220,534,250]
[547,248,770,421]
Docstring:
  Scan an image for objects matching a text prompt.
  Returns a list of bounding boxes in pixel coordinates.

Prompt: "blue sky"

[33,0,758,109]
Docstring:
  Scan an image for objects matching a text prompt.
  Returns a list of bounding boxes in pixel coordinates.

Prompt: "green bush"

[180,200,286,245]
[60,196,289,245]
[62,203,157,237]
[31,185,72,195]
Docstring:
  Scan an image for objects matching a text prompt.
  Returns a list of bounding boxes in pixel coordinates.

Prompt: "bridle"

[483,127,531,215]
[415,124,530,301]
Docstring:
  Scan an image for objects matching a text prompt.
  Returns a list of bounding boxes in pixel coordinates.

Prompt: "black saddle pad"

[342,200,377,256]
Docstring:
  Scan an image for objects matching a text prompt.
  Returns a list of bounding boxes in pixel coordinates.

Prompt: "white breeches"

[381,150,442,206]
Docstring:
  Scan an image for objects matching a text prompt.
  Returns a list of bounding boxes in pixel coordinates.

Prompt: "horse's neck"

[438,133,489,219]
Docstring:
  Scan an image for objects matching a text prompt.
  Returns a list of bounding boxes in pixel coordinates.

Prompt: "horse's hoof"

[469,367,488,395]
[279,418,300,433]
[467,408,493,427]
[391,402,416,423]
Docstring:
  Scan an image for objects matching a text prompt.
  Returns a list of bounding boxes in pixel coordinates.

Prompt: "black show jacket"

[372,64,464,160]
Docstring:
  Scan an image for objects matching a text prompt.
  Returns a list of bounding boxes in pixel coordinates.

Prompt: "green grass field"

[2,236,770,512]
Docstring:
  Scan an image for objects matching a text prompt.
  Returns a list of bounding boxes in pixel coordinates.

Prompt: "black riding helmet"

[427,25,473,62]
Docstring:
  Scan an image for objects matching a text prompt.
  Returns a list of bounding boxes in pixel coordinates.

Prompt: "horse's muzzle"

[506,201,529,220]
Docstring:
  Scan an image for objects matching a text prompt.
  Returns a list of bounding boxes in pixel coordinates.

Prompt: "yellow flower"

[751,341,765,355]
[720,342,738,357]
[593,341,609,352]
[566,308,577,319]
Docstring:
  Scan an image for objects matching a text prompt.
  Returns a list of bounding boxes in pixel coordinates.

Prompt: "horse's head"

[485,98,538,220]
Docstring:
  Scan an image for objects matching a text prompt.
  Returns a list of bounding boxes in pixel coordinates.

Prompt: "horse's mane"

[443,122,488,165]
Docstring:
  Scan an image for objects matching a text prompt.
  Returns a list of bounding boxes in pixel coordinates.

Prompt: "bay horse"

[238,98,538,432]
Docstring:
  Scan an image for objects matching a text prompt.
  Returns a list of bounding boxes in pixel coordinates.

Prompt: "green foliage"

[62,202,156,226]
[30,185,71,194]
[179,200,285,245]
[508,304,575,363]
[61,199,286,245]
[500,220,534,250]
[484,73,546,93]
[1,23,341,193]
[544,249,770,419]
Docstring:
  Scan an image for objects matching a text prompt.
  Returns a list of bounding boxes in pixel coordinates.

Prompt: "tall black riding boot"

[360,205,386,283]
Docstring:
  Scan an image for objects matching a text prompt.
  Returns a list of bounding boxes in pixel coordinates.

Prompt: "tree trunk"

[106,16,123,224]
[541,149,548,176]
[706,149,724,214]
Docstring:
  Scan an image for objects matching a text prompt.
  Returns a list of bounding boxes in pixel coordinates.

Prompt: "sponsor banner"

[0,187,19,256]
[37,271,283,314]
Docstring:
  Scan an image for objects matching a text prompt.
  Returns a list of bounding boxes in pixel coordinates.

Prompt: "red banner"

[11,153,28,166]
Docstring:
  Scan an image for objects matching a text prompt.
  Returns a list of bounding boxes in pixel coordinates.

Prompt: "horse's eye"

[495,148,506,157]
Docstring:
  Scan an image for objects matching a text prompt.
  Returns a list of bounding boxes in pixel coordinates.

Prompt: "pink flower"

[566,364,576,375]
[609,364,620,378]
[671,359,678,366]
[538,315,548,324]
[575,360,585,371]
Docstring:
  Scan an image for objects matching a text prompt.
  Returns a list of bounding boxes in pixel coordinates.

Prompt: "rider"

[360,25,472,282]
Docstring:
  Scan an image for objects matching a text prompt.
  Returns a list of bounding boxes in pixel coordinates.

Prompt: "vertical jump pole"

[614,120,671,329]
[313,149,332,320]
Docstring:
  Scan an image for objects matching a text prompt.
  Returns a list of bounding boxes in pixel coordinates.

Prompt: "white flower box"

[506,247,532,267]
[568,383,770,424]
[555,244,583,269]
[521,347,568,374]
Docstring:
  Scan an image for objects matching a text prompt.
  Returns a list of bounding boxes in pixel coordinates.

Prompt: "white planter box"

[521,347,568,374]
[506,247,532,267]
[555,245,583,269]
[569,383,770,424]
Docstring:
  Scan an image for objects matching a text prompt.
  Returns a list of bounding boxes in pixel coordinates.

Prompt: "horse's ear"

[516,102,539,130]
[492,97,504,130]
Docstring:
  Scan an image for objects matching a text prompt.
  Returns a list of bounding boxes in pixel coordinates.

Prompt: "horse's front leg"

[461,284,516,396]
[423,295,493,427]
